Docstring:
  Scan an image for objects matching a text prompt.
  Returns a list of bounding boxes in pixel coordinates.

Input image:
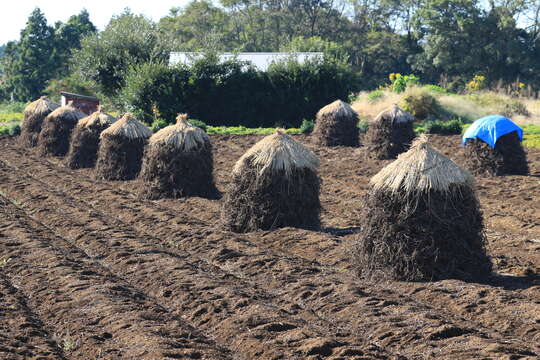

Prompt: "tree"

[54,9,96,69]
[410,0,484,82]
[1,8,56,101]
[73,9,178,98]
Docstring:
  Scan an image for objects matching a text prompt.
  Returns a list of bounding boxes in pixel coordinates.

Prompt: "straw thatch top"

[24,96,59,117]
[316,100,357,119]
[100,113,152,139]
[233,130,319,177]
[46,101,86,122]
[371,135,474,194]
[374,104,413,124]
[149,114,210,150]
[78,106,116,128]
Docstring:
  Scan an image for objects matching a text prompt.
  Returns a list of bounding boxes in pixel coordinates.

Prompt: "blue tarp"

[462,115,523,148]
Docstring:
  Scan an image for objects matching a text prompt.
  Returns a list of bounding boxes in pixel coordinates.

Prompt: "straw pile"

[95,113,152,180]
[464,131,529,176]
[222,130,321,233]
[364,104,415,160]
[312,100,359,146]
[65,107,115,169]
[139,114,218,199]
[37,101,86,157]
[20,96,59,147]
[354,135,491,281]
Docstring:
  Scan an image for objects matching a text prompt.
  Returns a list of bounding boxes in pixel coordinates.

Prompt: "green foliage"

[73,10,177,98]
[206,126,300,135]
[121,55,358,128]
[401,89,442,120]
[280,36,349,64]
[150,118,168,133]
[523,134,540,149]
[0,122,21,136]
[423,84,449,94]
[0,102,26,113]
[391,74,419,93]
[44,73,98,102]
[188,119,207,131]
[53,10,96,72]
[522,124,540,135]
[300,119,314,134]
[367,90,385,103]
[0,113,23,123]
[357,121,369,133]
[421,119,463,135]
[2,8,56,101]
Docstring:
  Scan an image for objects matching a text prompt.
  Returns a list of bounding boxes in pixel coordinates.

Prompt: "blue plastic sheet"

[462,115,523,148]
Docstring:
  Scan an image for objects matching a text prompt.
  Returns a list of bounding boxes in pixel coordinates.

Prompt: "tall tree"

[2,8,55,101]
[54,9,97,70]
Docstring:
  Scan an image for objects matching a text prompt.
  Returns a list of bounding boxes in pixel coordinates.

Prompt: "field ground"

[0,134,539,359]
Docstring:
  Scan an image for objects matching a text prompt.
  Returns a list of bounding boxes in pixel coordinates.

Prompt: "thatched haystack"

[464,131,528,176]
[65,107,115,169]
[354,135,492,281]
[364,104,415,160]
[95,113,152,180]
[222,130,321,233]
[37,101,86,157]
[139,114,218,199]
[20,96,59,147]
[312,100,359,146]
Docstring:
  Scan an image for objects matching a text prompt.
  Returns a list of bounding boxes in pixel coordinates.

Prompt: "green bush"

[367,90,384,103]
[150,118,168,133]
[206,126,300,135]
[0,102,26,113]
[357,121,369,133]
[423,84,449,94]
[401,89,442,120]
[422,119,463,135]
[188,119,207,131]
[300,119,314,134]
[0,123,21,136]
[120,55,359,128]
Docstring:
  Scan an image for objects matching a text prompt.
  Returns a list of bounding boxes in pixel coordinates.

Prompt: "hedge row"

[120,56,358,128]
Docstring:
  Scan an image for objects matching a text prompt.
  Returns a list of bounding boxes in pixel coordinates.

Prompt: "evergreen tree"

[3,8,55,101]
[54,9,97,70]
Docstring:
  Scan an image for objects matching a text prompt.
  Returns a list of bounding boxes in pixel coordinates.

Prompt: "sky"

[0,0,189,45]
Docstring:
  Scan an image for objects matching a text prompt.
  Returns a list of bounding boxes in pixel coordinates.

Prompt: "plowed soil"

[0,134,538,360]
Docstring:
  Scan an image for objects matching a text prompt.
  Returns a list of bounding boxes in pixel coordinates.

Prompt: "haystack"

[37,101,86,157]
[65,107,115,169]
[222,130,321,233]
[354,135,491,281]
[312,100,359,146]
[364,104,415,160]
[462,115,528,176]
[139,114,218,199]
[464,132,529,176]
[20,96,59,147]
[95,113,152,180]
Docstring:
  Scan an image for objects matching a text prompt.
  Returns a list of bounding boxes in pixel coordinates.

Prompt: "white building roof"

[169,52,324,71]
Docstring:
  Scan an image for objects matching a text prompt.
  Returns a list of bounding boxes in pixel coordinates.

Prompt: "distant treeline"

[1,0,539,105]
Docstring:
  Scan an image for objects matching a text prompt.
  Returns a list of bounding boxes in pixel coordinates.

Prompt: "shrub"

[390,74,419,93]
[0,102,26,113]
[401,88,442,120]
[357,121,369,133]
[188,119,207,131]
[150,118,168,133]
[121,55,358,128]
[367,90,384,103]
[300,119,314,134]
[423,84,449,94]
[422,119,463,135]
[0,122,21,136]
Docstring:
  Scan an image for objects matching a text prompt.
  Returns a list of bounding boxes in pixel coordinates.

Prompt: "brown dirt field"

[0,134,538,359]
